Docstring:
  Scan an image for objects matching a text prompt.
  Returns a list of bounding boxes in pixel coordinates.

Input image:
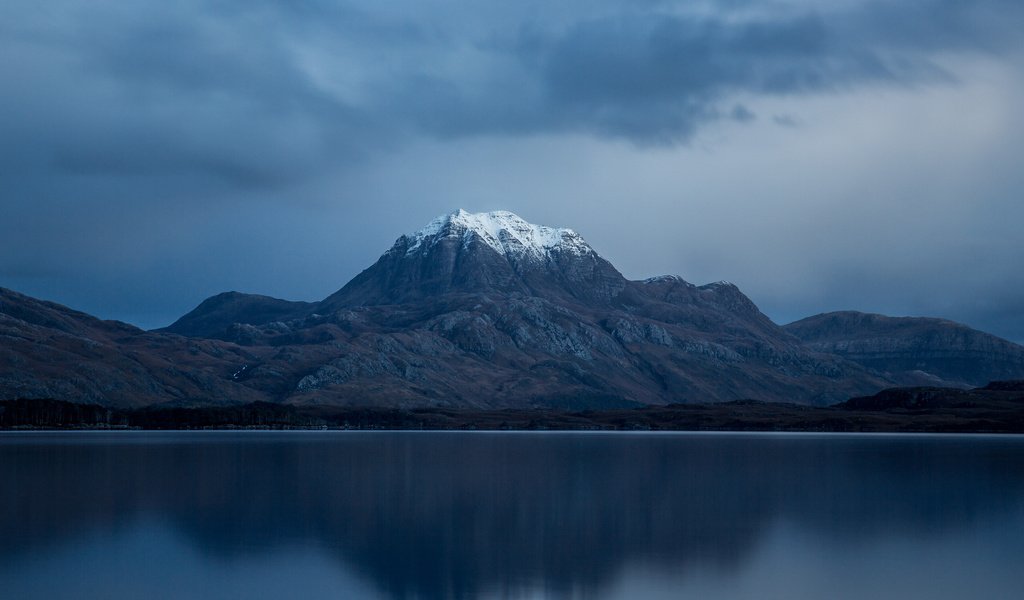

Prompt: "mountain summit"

[320,210,625,310]
[404,210,593,260]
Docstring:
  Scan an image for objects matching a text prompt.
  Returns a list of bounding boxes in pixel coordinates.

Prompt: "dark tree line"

[3,384,1024,432]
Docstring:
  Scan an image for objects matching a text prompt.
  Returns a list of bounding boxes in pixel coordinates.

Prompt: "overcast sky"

[3,0,1023,342]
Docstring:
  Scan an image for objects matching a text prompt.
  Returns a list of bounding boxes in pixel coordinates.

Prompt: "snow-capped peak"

[401,209,594,259]
[643,275,687,284]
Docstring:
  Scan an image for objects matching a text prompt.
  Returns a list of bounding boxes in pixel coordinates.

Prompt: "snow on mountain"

[401,209,594,259]
[643,275,688,284]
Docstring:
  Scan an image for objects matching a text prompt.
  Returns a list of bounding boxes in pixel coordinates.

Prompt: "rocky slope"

[0,287,266,407]
[784,311,1024,387]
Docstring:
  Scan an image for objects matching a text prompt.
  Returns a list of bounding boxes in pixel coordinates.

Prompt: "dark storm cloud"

[1,1,400,194]
[524,13,870,142]
[3,0,1019,185]
[359,0,1022,144]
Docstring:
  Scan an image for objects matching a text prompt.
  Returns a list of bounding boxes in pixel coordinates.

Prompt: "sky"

[2,0,1023,342]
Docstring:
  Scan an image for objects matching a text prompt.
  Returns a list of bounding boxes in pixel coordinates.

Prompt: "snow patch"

[402,210,594,259]
[643,275,685,284]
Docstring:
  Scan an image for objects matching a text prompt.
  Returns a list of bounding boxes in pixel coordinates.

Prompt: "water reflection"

[1,432,1023,599]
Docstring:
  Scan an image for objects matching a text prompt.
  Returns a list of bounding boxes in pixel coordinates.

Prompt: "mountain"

[161,291,313,339]
[7,210,1018,409]
[320,210,626,309]
[0,287,265,407]
[141,210,890,407]
[784,311,1024,387]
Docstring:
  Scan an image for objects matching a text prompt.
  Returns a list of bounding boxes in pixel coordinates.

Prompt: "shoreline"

[3,393,1023,434]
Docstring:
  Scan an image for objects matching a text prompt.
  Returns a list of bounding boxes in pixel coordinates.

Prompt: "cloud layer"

[2,0,1023,341]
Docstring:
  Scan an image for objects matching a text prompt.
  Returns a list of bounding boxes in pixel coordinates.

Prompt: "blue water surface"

[2,431,1023,599]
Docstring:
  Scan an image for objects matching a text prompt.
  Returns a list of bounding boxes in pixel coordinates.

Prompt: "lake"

[1,432,1023,599]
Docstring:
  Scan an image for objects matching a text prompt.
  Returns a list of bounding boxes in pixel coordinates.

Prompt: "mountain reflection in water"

[2,432,1023,599]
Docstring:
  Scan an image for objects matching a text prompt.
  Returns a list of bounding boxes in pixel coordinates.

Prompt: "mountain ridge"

[784,310,1024,387]
[5,210,1024,408]
[0,287,266,407]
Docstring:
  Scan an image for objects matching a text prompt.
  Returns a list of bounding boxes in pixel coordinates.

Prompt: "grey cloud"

[390,2,1019,144]
[530,13,840,141]
[848,0,1024,54]
[1,0,1023,340]
[772,114,799,127]
[730,105,756,122]
[4,0,1020,191]
[2,2,389,193]
[514,5,999,141]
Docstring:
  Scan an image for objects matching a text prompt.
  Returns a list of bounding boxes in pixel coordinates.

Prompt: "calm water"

[2,432,1023,599]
